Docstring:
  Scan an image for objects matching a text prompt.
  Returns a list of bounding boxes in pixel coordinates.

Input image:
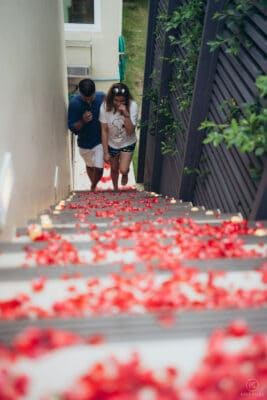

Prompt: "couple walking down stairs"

[0,186,267,399]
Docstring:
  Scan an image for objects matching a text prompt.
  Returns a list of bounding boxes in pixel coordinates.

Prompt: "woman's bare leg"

[109,156,120,191]
[119,152,133,186]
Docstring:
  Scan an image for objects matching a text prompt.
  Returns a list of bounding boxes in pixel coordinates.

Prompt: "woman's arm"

[123,113,135,135]
[118,104,136,135]
[101,123,110,162]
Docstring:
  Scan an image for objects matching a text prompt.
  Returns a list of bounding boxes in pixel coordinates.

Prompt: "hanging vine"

[144,0,267,158]
[146,0,206,156]
[157,96,183,155]
[164,0,205,111]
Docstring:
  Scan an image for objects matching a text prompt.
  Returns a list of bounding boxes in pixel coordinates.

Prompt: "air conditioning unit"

[67,65,91,78]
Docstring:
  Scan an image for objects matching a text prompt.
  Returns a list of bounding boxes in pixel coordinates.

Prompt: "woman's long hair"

[105,82,133,112]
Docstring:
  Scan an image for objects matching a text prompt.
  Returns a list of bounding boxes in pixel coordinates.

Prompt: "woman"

[99,83,138,191]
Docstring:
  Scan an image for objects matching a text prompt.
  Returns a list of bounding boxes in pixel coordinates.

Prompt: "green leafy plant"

[164,0,205,111]
[249,166,263,181]
[154,96,182,155]
[183,166,210,177]
[143,86,183,155]
[208,0,267,55]
[145,0,205,155]
[142,79,160,136]
[199,75,267,157]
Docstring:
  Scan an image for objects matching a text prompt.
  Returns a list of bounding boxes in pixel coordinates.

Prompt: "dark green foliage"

[208,0,267,55]
[199,75,267,157]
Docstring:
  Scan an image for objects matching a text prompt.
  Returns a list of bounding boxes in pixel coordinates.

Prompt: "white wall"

[65,0,123,92]
[0,0,71,240]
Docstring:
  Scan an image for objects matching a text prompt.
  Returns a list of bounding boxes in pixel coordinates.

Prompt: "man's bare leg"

[86,166,103,191]
[92,167,103,190]
[86,166,94,185]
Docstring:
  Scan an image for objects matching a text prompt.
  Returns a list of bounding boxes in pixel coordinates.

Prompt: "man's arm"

[68,101,92,133]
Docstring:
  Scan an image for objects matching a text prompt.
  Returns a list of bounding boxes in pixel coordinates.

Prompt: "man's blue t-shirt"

[68,92,105,149]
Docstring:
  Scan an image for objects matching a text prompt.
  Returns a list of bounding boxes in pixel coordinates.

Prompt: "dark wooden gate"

[138,0,267,220]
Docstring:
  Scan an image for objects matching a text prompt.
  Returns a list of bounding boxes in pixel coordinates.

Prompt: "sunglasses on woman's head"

[113,87,126,94]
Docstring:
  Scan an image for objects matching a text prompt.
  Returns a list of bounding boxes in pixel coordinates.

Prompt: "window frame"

[64,0,101,32]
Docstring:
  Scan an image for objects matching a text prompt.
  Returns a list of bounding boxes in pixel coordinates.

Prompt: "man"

[68,79,105,191]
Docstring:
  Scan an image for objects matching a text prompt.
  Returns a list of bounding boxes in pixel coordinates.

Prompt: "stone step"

[12,231,267,245]
[0,257,265,281]
[0,244,265,270]
[0,307,266,345]
[26,212,245,229]
[0,268,266,328]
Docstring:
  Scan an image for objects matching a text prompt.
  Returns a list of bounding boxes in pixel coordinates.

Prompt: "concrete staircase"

[0,188,267,399]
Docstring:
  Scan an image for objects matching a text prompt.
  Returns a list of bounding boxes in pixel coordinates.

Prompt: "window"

[63,0,101,32]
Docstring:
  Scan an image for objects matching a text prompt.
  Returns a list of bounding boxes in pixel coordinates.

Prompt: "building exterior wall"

[0,0,71,240]
[64,0,123,93]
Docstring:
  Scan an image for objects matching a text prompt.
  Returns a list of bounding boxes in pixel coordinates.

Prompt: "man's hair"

[79,79,96,97]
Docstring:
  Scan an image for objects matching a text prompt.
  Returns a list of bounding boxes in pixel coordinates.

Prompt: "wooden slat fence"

[138,0,267,219]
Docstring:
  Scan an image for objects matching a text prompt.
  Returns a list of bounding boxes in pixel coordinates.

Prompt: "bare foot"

[121,174,128,186]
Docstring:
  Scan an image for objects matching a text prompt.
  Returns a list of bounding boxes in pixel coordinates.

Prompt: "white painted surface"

[0,0,71,240]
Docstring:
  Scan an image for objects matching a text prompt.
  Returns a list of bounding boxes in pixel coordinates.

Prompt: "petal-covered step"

[1,308,267,345]
[0,187,267,399]
[1,315,266,399]
[1,217,267,268]
[0,257,266,282]
[0,267,267,320]
[0,240,266,269]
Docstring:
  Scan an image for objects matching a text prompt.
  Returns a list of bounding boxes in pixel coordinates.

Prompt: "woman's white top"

[99,100,138,149]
